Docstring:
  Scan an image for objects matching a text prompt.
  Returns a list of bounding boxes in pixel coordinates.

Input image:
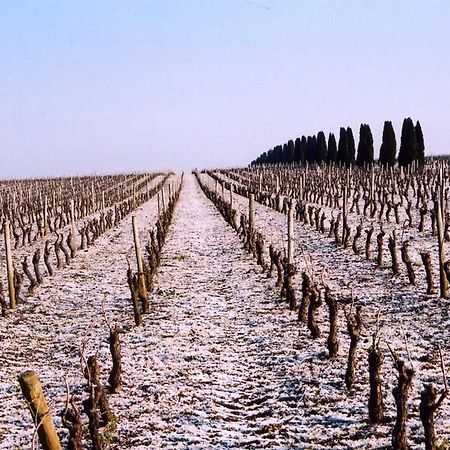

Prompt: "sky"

[1,0,449,178]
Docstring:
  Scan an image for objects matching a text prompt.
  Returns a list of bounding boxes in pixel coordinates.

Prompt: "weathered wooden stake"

[342,184,348,244]
[43,195,49,236]
[91,183,95,213]
[18,371,62,450]
[132,216,148,300]
[161,188,166,212]
[4,220,16,309]
[370,167,375,202]
[436,172,448,298]
[70,200,77,257]
[229,183,233,208]
[132,183,136,209]
[287,200,295,264]
[249,194,255,230]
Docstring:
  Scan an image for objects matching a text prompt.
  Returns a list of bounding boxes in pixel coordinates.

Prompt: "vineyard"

[1,163,450,449]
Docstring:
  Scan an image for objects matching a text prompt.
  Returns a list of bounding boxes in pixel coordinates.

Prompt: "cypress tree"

[398,118,417,167]
[365,124,374,165]
[347,127,356,164]
[287,140,295,163]
[305,136,312,163]
[312,136,318,162]
[281,143,289,163]
[379,121,397,166]
[356,124,365,166]
[300,136,307,162]
[255,151,265,165]
[337,127,349,166]
[294,138,302,163]
[274,145,283,164]
[316,131,327,163]
[415,121,425,166]
[356,124,374,166]
[327,132,337,163]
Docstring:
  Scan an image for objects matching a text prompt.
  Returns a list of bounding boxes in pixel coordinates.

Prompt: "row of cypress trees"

[251,118,425,167]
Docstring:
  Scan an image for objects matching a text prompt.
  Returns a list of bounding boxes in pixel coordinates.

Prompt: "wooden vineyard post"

[299,174,303,202]
[102,191,105,210]
[249,194,255,230]
[370,167,375,203]
[287,200,295,264]
[18,371,62,450]
[4,220,16,309]
[70,200,77,257]
[157,192,161,216]
[215,179,218,196]
[276,175,283,212]
[91,183,95,213]
[132,216,148,299]
[436,167,448,298]
[168,183,172,203]
[43,195,49,236]
[161,188,166,213]
[221,182,224,198]
[342,184,348,244]
[229,183,233,209]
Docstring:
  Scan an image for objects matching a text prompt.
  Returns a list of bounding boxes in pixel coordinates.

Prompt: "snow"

[0,172,449,448]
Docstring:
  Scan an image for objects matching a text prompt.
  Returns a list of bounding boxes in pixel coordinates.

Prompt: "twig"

[400,319,413,368]
[79,329,92,387]
[387,342,399,362]
[63,375,71,418]
[439,344,448,393]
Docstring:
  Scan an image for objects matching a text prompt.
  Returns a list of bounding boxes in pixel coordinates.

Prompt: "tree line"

[251,118,425,167]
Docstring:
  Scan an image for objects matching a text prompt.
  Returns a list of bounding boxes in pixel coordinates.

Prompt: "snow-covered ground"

[202,171,450,449]
[1,173,449,449]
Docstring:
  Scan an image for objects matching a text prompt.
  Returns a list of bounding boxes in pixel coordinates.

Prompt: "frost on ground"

[1,174,449,449]
[117,175,303,449]
[0,176,172,449]
[203,171,450,449]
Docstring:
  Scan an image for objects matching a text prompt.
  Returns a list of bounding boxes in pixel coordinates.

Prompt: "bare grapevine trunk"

[325,286,339,358]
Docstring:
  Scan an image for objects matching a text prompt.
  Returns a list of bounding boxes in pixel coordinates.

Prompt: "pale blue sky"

[1,0,449,177]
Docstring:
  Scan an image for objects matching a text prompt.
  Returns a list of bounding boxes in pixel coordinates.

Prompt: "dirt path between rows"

[117,174,303,448]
